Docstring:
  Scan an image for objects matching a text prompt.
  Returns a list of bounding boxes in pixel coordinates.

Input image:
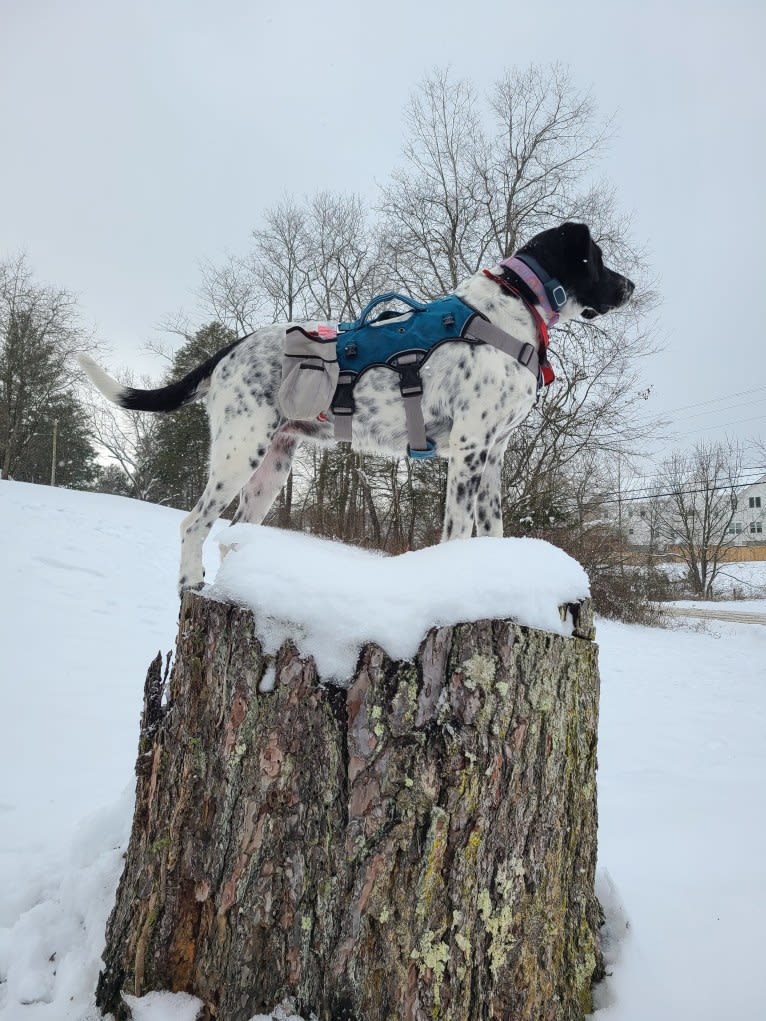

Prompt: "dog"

[78,222,634,594]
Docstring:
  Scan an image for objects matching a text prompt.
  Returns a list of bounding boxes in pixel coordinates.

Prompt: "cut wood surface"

[97,593,602,1021]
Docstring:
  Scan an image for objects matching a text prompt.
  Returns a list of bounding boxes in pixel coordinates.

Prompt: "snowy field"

[1,479,765,1021]
[662,558,766,601]
[669,599,766,615]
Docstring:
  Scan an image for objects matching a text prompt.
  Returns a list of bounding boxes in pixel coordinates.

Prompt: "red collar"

[482,269,555,386]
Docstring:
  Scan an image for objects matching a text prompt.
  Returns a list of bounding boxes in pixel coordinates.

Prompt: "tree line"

[2,66,760,610]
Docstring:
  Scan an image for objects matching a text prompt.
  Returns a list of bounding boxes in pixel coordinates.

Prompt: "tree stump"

[97,592,602,1021]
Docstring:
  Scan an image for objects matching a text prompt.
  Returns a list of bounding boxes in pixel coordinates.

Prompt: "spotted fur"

[77,222,634,594]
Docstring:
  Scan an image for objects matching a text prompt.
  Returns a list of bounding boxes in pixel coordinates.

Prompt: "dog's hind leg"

[216,431,299,564]
[233,431,298,526]
[178,411,281,594]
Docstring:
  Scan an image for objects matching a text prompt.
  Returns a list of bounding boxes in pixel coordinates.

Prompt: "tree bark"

[97,593,602,1021]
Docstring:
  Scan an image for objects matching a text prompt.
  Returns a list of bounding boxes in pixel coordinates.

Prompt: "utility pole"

[616,455,625,577]
[50,418,59,486]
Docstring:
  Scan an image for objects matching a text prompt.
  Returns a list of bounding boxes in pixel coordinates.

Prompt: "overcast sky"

[2,0,765,471]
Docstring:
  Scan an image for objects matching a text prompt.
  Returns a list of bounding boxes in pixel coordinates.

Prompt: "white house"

[727,473,766,544]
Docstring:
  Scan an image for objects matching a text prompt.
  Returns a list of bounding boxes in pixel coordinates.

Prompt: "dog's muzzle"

[582,275,635,319]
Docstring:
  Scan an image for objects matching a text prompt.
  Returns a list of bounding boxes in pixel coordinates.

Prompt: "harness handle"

[339,292,428,332]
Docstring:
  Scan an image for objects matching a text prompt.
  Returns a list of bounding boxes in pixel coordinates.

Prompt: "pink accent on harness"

[499,256,560,327]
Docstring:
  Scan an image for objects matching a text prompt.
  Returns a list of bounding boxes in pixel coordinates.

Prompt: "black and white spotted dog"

[78,222,633,594]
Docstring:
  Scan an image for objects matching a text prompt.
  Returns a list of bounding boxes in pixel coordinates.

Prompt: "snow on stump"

[96,532,603,1021]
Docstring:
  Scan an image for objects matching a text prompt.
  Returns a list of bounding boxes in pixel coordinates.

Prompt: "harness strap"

[332,371,355,442]
[464,316,540,382]
[481,270,554,386]
[334,356,435,455]
[392,352,432,455]
[403,392,431,454]
[334,410,353,443]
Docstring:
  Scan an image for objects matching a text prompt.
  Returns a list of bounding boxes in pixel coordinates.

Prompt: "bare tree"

[481,65,610,256]
[302,192,382,320]
[653,440,744,597]
[500,313,659,526]
[197,255,265,336]
[84,370,160,500]
[199,192,383,332]
[378,70,487,296]
[253,198,311,322]
[379,65,617,297]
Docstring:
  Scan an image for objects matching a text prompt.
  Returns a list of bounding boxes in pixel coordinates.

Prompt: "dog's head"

[516,222,634,321]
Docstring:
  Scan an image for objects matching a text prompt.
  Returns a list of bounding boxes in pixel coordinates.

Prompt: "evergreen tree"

[11,391,98,489]
[92,462,134,497]
[1,254,89,482]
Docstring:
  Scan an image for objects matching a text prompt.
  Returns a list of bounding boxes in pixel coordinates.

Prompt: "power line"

[582,465,766,506]
[659,383,766,417]
[598,397,766,435]
[553,389,766,446]
[586,463,766,495]
[598,481,757,506]
[598,477,766,506]
[669,395,766,424]
[671,412,766,438]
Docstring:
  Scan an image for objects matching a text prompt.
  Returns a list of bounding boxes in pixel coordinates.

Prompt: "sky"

[2,0,765,467]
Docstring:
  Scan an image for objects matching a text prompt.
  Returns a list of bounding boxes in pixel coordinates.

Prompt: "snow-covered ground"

[1,479,765,1021]
[661,558,766,600]
[669,599,766,615]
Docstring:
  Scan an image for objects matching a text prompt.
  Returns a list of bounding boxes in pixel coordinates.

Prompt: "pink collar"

[499,255,562,327]
[481,269,555,387]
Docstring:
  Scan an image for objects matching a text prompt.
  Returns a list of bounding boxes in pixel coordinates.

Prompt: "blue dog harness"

[330,290,549,458]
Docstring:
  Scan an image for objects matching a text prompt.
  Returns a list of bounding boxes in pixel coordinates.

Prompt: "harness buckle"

[391,351,424,396]
[518,342,535,367]
[331,373,356,415]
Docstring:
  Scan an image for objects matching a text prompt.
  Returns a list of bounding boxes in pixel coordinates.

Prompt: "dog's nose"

[622,277,635,301]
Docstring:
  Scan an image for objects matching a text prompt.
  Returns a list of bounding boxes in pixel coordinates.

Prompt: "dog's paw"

[178,574,205,598]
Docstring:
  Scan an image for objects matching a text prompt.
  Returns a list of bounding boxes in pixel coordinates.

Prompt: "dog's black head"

[516,222,634,320]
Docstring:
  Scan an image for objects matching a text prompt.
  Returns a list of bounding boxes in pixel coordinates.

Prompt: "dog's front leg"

[474,439,509,537]
[441,438,486,541]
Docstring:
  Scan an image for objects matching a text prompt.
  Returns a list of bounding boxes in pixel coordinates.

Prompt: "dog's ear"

[559,222,602,284]
[518,221,594,265]
[558,222,594,255]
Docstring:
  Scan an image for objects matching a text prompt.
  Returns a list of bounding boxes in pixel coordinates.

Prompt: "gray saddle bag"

[277,324,339,421]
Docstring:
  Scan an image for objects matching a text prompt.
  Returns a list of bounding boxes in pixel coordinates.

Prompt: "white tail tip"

[75,352,126,405]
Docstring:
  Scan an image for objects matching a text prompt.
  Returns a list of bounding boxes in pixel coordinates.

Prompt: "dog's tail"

[75,339,243,413]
